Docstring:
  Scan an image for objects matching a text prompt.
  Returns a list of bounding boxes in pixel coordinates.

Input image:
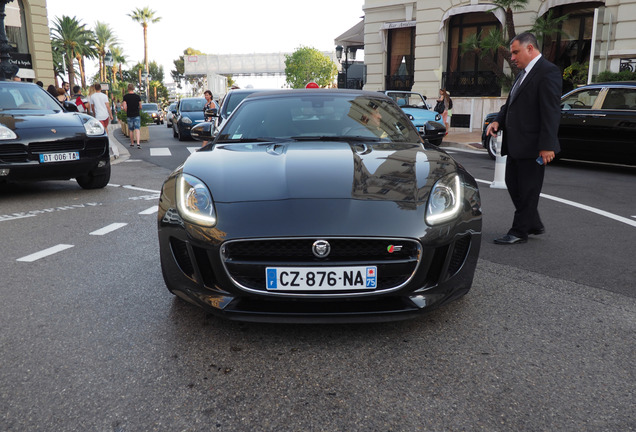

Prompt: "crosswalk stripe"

[150,148,172,156]
[17,244,74,262]
[187,147,199,153]
[90,223,127,236]
[139,206,158,215]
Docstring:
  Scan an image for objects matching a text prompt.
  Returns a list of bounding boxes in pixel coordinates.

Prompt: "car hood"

[400,107,438,123]
[0,111,84,130]
[182,140,457,204]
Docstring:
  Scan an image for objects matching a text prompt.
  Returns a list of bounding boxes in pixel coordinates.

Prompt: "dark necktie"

[510,69,526,100]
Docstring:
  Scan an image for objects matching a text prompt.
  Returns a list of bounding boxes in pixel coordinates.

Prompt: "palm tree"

[73,32,97,89]
[50,16,93,87]
[128,7,161,98]
[93,21,119,84]
[489,0,529,41]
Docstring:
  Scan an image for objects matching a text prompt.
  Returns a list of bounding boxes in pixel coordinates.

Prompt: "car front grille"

[221,238,421,294]
[29,139,85,153]
[0,139,108,163]
[0,144,28,162]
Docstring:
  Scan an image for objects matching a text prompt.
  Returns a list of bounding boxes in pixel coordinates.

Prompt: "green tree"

[128,7,161,96]
[284,47,337,89]
[50,15,93,87]
[93,21,119,83]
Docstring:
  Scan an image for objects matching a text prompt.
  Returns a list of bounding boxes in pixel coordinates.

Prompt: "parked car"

[216,88,270,130]
[482,81,636,165]
[165,102,176,128]
[382,90,446,145]
[0,81,111,189]
[141,103,163,125]
[172,97,206,141]
[157,89,482,323]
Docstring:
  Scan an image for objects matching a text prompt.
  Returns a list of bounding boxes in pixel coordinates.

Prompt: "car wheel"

[173,126,178,138]
[485,135,497,160]
[161,120,164,125]
[76,161,111,189]
[178,129,185,141]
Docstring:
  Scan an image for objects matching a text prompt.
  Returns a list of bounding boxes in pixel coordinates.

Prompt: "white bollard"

[490,131,507,189]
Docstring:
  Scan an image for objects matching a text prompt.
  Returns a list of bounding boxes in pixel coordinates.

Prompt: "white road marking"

[187,147,200,153]
[17,244,74,262]
[139,206,158,215]
[150,148,172,156]
[476,178,636,229]
[123,185,161,193]
[90,223,127,236]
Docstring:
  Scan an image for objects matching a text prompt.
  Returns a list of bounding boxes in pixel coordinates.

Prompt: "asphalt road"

[1,126,634,431]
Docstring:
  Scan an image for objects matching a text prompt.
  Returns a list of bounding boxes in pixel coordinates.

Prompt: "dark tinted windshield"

[179,98,206,112]
[142,103,159,111]
[0,83,62,111]
[224,90,259,116]
[219,94,422,143]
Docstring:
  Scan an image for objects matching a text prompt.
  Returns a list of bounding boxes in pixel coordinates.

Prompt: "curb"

[108,124,131,164]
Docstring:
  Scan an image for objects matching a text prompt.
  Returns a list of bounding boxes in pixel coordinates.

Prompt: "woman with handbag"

[436,89,451,135]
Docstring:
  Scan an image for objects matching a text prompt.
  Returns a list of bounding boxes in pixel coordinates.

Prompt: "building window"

[444,12,502,97]
[6,0,28,54]
[385,27,415,91]
[542,4,601,92]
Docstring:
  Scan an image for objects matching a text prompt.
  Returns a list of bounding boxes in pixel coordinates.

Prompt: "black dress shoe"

[494,234,527,245]
[528,227,545,235]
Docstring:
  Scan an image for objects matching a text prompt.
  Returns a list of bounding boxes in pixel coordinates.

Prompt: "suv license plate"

[39,152,80,163]
[266,266,377,291]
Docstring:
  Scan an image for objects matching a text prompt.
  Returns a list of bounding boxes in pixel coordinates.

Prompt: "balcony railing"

[442,71,501,97]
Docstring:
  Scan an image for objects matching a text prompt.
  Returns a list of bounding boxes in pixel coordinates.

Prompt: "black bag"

[434,100,445,114]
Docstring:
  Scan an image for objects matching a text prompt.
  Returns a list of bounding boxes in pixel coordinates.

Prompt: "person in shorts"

[89,83,112,134]
[121,83,143,148]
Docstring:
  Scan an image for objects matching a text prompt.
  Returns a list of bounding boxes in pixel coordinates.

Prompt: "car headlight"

[426,173,462,225]
[181,116,192,124]
[176,174,217,227]
[0,124,17,140]
[83,117,105,136]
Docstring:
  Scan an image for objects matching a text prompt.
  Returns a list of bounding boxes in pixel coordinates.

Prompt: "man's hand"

[538,150,556,165]
[486,121,500,137]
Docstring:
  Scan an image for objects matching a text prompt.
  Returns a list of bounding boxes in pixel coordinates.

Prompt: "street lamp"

[335,45,357,89]
[104,51,117,123]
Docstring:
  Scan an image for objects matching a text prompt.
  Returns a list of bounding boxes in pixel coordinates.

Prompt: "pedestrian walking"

[122,83,143,148]
[202,89,217,146]
[71,85,88,113]
[89,83,112,134]
[436,88,452,134]
[486,32,561,245]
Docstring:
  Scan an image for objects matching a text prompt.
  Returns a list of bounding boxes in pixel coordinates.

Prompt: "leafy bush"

[563,62,588,87]
[116,109,152,126]
[595,69,636,82]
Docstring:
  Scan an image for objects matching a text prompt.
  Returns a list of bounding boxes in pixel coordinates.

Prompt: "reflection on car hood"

[183,140,457,204]
[0,112,84,130]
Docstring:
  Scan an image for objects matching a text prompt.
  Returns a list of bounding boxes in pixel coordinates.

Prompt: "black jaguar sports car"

[0,81,111,189]
[158,89,482,323]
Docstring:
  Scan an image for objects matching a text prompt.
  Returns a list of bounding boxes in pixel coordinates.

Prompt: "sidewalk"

[440,128,485,151]
[107,123,130,164]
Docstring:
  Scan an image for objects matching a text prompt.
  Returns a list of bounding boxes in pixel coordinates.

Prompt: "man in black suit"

[486,32,562,245]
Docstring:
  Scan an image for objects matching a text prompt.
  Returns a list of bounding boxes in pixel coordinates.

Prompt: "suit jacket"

[495,56,562,159]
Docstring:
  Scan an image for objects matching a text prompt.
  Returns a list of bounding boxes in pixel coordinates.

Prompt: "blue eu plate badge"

[366,267,377,288]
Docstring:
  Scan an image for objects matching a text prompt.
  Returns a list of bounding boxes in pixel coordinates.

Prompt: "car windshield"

[180,99,206,112]
[387,92,428,109]
[142,103,159,111]
[218,93,422,143]
[0,83,63,112]
[224,91,259,116]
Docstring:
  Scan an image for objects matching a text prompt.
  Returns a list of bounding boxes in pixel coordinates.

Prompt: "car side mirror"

[205,108,218,117]
[190,122,214,141]
[63,101,78,112]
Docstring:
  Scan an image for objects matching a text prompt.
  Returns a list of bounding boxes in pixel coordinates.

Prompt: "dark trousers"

[504,157,545,238]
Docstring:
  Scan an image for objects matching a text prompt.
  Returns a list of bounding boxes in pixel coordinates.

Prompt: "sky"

[46,0,365,89]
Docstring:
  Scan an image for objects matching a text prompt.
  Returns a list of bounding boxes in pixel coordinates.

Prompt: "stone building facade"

[4,0,54,84]
[361,0,636,130]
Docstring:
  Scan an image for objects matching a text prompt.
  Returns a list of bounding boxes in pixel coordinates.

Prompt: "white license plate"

[39,152,80,163]
[265,266,377,291]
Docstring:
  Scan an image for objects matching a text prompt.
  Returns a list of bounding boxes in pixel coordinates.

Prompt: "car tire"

[76,161,111,189]
[173,126,178,138]
[178,129,185,141]
[485,135,497,160]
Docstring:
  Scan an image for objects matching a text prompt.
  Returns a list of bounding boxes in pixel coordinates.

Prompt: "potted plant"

[116,110,152,141]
